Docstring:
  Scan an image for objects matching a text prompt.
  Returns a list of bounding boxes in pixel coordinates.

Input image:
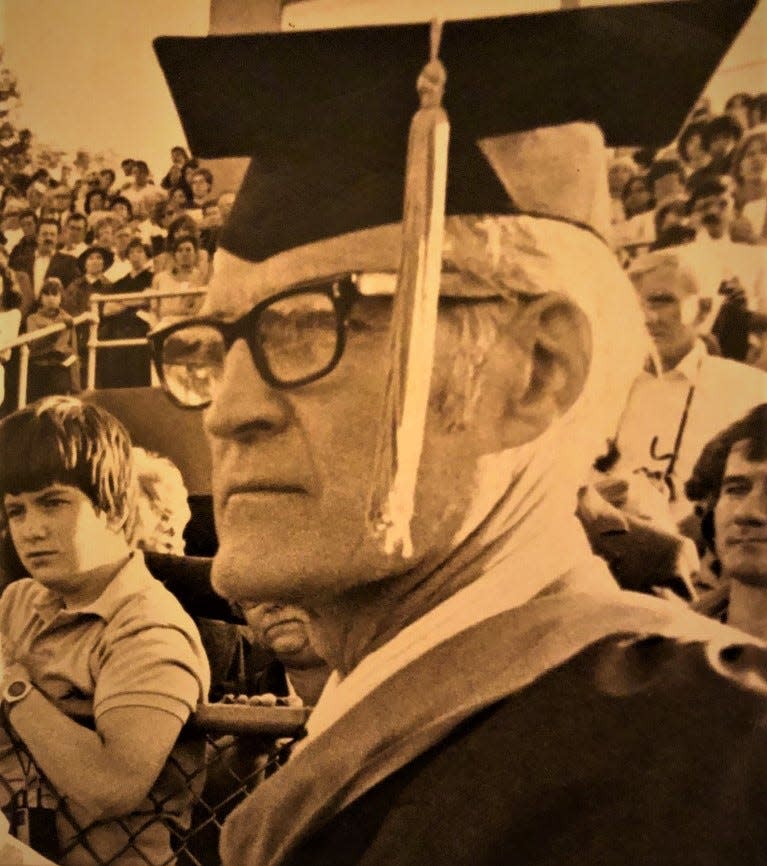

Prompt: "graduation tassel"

[367,20,450,558]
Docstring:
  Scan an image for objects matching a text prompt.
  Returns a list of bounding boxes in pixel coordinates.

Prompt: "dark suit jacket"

[12,249,80,301]
[279,634,767,866]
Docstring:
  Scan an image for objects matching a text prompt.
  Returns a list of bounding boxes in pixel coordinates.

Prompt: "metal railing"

[0,287,207,411]
[85,288,207,391]
[0,313,94,410]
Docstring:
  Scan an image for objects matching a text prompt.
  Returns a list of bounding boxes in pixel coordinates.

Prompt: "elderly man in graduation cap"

[151,3,767,864]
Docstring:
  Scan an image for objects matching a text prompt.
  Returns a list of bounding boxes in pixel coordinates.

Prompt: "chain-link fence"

[1,703,308,866]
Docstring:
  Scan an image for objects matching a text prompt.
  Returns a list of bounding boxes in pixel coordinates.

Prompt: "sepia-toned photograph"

[0,0,766,863]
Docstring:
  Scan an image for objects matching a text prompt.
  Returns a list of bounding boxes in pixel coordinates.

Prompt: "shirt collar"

[646,338,705,381]
[32,552,155,621]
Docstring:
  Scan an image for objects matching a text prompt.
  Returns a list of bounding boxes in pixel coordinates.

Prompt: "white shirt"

[685,232,767,320]
[614,340,767,520]
[32,253,51,296]
[103,257,131,284]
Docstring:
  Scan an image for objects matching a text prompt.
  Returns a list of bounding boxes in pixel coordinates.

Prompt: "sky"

[0,0,765,182]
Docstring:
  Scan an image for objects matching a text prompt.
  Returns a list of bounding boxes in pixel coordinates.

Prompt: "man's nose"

[204,338,292,440]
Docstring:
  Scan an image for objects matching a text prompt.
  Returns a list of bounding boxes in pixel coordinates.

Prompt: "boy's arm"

[2,659,193,823]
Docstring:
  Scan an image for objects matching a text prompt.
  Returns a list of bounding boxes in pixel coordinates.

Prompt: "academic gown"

[220,587,767,866]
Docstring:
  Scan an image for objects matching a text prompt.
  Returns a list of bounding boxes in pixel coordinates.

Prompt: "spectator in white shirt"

[608,248,767,522]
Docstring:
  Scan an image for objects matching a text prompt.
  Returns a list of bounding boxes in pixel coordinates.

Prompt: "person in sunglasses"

[151,5,767,865]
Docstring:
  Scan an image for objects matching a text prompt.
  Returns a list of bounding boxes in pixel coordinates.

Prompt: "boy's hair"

[0,397,136,531]
[40,277,63,296]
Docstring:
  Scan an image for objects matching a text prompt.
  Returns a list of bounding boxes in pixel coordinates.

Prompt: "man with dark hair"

[59,212,88,259]
[190,167,214,210]
[24,278,80,401]
[11,219,79,303]
[148,4,767,864]
[98,167,116,196]
[686,404,767,637]
[686,175,767,308]
[122,160,155,220]
[8,209,38,272]
[0,396,210,864]
[647,158,686,207]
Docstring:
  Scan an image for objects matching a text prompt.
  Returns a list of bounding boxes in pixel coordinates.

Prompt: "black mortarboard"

[155,0,756,263]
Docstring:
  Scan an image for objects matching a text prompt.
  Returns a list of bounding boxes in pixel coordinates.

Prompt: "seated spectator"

[647,158,687,209]
[90,214,120,253]
[59,211,88,259]
[239,602,330,706]
[199,201,223,257]
[616,175,656,247]
[121,160,156,219]
[168,184,192,211]
[686,404,767,638]
[730,125,767,243]
[0,197,26,254]
[161,147,190,191]
[725,92,752,134]
[161,162,184,192]
[181,159,200,190]
[12,219,79,305]
[98,167,116,196]
[189,167,215,211]
[24,278,80,402]
[686,176,767,313]
[678,120,710,179]
[25,180,47,217]
[0,396,210,865]
[132,446,191,556]
[109,194,133,225]
[150,234,207,324]
[156,214,211,280]
[118,157,135,191]
[604,248,767,523]
[654,197,690,239]
[63,245,113,316]
[687,114,743,190]
[102,222,133,283]
[83,188,112,231]
[45,184,73,225]
[7,208,38,271]
[97,239,153,389]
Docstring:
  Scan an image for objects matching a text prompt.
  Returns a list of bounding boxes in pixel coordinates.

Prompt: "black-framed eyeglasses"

[149,274,360,409]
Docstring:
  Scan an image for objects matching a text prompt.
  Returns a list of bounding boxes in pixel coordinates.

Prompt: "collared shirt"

[32,253,51,296]
[613,339,767,520]
[0,553,210,865]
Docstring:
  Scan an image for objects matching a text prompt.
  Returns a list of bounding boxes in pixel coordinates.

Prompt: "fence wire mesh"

[1,707,303,866]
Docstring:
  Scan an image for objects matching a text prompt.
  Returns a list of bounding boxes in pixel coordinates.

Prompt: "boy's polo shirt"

[0,552,211,865]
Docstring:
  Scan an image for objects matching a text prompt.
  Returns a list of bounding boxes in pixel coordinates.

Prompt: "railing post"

[17,344,29,409]
[87,301,99,391]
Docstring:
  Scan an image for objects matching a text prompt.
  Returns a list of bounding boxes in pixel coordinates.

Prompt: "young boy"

[24,279,80,402]
[0,397,210,865]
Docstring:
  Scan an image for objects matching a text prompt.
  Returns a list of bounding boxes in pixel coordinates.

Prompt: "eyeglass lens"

[158,290,340,406]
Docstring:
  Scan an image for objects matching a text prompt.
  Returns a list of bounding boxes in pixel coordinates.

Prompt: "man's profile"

[149,3,767,865]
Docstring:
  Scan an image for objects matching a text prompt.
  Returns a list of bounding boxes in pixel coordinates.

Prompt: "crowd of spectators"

[0,146,233,411]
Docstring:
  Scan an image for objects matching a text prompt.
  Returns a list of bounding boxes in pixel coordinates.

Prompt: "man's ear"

[500,292,592,448]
